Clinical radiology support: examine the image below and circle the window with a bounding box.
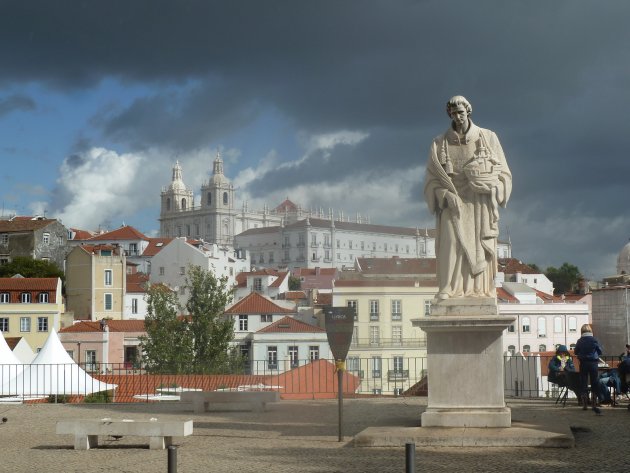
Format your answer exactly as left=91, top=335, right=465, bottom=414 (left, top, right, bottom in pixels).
left=85, top=350, right=97, bottom=371
left=347, top=300, right=358, bottom=320
left=521, top=316, right=530, bottom=333
left=66, top=350, right=74, bottom=360
left=568, top=317, right=577, bottom=332
left=181, top=198, right=187, bottom=210
left=391, top=300, right=402, bottom=320
left=371, top=356, right=382, bottom=378
left=131, top=298, right=138, bottom=314
left=384, top=243, right=388, bottom=252
left=207, top=192, right=212, bottom=205
left=20, top=317, right=31, bottom=332
left=289, top=346, right=299, bottom=367
left=259, top=254, right=264, bottom=263
left=369, top=300, right=379, bottom=321
left=104, top=293, right=113, bottom=311
left=372, top=388, right=382, bottom=395
left=393, top=356, right=404, bottom=373
left=253, top=278, right=263, bottom=292
left=392, top=326, right=402, bottom=345
left=347, top=357, right=361, bottom=375
left=0, top=318, right=8, bottom=331
left=336, top=239, right=340, bottom=249
left=37, top=317, right=48, bottom=332
left=522, top=345, right=531, bottom=353
left=361, top=241, right=365, bottom=250
left=309, top=345, right=319, bottom=361
left=508, top=324, right=515, bottom=333
left=104, top=269, right=112, bottom=286
left=554, top=316, right=563, bottom=333
left=349, top=240, right=353, bottom=249
left=223, top=192, right=228, bottom=205
left=370, top=326, right=380, bottom=345
left=537, top=317, right=546, bottom=338
left=21, top=292, right=31, bottom=303
left=179, top=266, right=185, bottom=276
left=0, top=234, right=7, bottom=244
left=261, top=314, right=272, bottom=323
left=43, top=232, right=50, bottom=244
left=267, top=346, right=278, bottom=370
left=159, top=266, right=165, bottom=276
left=239, top=315, right=248, bottom=331
left=424, top=300, right=431, bottom=316
left=166, top=198, right=171, bottom=211
left=539, top=344, right=547, bottom=352
left=507, top=345, right=516, bottom=356
left=0, top=293, right=9, bottom=303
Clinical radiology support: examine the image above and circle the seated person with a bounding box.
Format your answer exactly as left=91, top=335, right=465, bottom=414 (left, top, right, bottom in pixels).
left=617, top=344, right=630, bottom=394
left=548, top=345, right=576, bottom=386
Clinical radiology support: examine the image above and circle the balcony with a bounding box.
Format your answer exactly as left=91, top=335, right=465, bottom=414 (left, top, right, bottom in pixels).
left=310, top=241, right=320, bottom=248
left=388, top=370, right=409, bottom=382
left=391, top=313, right=402, bottom=321
left=323, top=243, right=332, bottom=249
left=369, top=312, right=379, bottom=321
left=348, top=369, right=365, bottom=379
left=311, top=256, right=321, bottom=262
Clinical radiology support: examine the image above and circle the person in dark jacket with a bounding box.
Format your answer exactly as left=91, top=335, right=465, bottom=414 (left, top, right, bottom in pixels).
left=548, top=345, right=576, bottom=385
left=574, top=324, right=603, bottom=415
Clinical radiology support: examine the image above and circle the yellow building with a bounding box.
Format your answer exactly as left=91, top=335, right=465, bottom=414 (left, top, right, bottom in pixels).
left=0, top=277, right=69, bottom=351
left=332, top=278, right=437, bottom=395
left=65, top=244, right=126, bottom=320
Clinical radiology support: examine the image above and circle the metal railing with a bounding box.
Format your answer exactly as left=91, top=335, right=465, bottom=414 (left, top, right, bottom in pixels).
left=1, top=355, right=622, bottom=403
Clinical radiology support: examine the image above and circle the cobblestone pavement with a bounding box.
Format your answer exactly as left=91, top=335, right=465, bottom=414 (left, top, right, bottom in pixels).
left=0, top=397, right=626, bottom=473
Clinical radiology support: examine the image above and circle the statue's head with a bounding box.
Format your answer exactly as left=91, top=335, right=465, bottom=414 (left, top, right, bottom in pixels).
left=446, top=95, right=472, bottom=118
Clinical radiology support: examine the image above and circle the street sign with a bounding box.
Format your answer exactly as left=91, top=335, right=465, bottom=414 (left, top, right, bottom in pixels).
left=324, top=306, right=355, bottom=361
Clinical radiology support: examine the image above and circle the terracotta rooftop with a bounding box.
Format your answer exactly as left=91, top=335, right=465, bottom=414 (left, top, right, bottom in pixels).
left=315, top=293, right=332, bottom=306
left=70, top=228, right=96, bottom=240
left=75, top=244, right=122, bottom=255
left=269, top=272, right=289, bottom=288
left=0, top=218, right=58, bottom=232
left=274, top=198, right=299, bottom=213
left=88, top=225, right=148, bottom=241
left=225, top=292, right=295, bottom=315
left=0, top=277, right=59, bottom=291
left=284, top=291, right=308, bottom=300
left=127, top=272, right=149, bottom=293
left=236, top=270, right=287, bottom=288
left=498, top=258, right=540, bottom=275
left=496, top=287, right=518, bottom=302
left=4, top=337, right=21, bottom=350
left=59, top=320, right=147, bottom=333
left=256, top=316, right=324, bottom=334
left=334, top=279, right=437, bottom=288
left=293, top=267, right=338, bottom=276
left=355, top=257, right=436, bottom=275
left=142, top=238, right=173, bottom=256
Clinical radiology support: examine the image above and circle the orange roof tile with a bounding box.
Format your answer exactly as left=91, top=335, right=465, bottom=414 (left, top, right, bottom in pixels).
left=269, top=272, right=289, bottom=288
left=498, top=258, right=539, bottom=275
left=284, top=291, right=307, bottom=300
left=88, top=225, right=148, bottom=241
left=0, top=277, right=59, bottom=291
left=225, top=292, right=295, bottom=315
left=496, top=287, right=518, bottom=302
left=60, top=320, right=147, bottom=333
left=70, top=228, right=96, bottom=240
left=0, top=218, right=58, bottom=232
left=315, top=293, right=332, bottom=306
left=142, top=238, right=173, bottom=256
left=127, top=272, right=149, bottom=293
left=4, top=337, right=21, bottom=350
left=257, top=316, right=324, bottom=334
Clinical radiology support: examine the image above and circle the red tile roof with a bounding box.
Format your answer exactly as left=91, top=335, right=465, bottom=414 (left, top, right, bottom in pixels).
left=257, top=316, right=324, bottom=334
left=142, top=238, right=173, bottom=256
left=0, top=277, right=59, bottom=291
left=315, top=293, right=332, bottom=306
left=284, top=291, right=307, bottom=300
left=225, top=292, right=295, bottom=315
left=0, top=218, right=58, bottom=232
left=274, top=199, right=299, bottom=213
left=269, top=272, right=289, bottom=288
left=126, top=272, right=149, bottom=293
left=498, top=258, right=539, bottom=275
left=88, top=225, right=148, bottom=241
left=355, top=257, right=436, bottom=275
left=70, top=228, right=96, bottom=240
left=4, top=337, right=21, bottom=349
left=496, top=287, right=518, bottom=302
left=60, top=320, right=147, bottom=333
left=334, top=279, right=437, bottom=287
left=75, top=244, right=122, bottom=255
left=293, top=268, right=338, bottom=276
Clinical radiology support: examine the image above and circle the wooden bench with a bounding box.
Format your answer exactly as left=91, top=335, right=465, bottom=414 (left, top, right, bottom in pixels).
left=56, top=419, right=193, bottom=450
left=180, top=391, right=280, bottom=413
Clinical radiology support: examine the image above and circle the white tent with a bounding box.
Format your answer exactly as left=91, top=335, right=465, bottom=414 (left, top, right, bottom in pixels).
left=4, top=329, right=117, bottom=397
left=0, top=331, right=24, bottom=395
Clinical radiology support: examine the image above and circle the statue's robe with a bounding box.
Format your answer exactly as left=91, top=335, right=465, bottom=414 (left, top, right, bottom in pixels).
left=424, top=121, right=512, bottom=299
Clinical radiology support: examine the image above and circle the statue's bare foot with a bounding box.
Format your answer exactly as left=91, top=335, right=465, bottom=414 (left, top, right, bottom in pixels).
left=437, top=292, right=449, bottom=300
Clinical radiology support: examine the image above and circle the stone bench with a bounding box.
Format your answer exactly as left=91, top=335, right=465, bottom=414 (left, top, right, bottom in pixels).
left=180, top=390, right=280, bottom=413
left=56, top=419, right=193, bottom=450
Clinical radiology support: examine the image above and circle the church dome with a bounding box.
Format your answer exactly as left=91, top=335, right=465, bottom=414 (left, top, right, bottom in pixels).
left=617, top=240, right=630, bottom=275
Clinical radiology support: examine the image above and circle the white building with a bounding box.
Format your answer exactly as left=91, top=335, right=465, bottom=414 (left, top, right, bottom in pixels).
left=497, top=258, right=554, bottom=295
left=149, top=237, right=250, bottom=307
left=123, top=272, right=149, bottom=320
left=499, top=282, right=590, bottom=355
left=234, top=269, right=290, bottom=302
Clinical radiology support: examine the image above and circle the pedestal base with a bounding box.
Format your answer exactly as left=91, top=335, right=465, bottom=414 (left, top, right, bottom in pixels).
left=413, top=302, right=515, bottom=429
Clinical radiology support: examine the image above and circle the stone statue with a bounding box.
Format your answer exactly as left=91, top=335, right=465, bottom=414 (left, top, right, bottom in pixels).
left=424, top=96, right=512, bottom=300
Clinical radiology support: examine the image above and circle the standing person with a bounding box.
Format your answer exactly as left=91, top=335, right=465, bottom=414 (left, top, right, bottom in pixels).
left=424, top=96, right=512, bottom=300
left=574, top=324, right=603, bottom=415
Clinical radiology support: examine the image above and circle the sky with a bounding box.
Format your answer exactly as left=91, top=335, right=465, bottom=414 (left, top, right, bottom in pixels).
left=0, top=0, right=628, bottom=281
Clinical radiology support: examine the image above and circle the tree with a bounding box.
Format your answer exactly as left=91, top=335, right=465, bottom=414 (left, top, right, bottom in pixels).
left=140, top=284, right=193, bottom=373
left=140, top=265, right=239, bottom=374
left=288, top=275, right=301, bottom=291
left=0, top=256, right=64, bottom=280
left=545, top=263, right=582, bottom=295
left=185, top=265, right=236, bottom=373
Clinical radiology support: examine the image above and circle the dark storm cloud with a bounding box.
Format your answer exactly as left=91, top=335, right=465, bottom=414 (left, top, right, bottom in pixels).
left=0, top=94, right=35, bottom=117
left=1, top=0, right=629, bottom=275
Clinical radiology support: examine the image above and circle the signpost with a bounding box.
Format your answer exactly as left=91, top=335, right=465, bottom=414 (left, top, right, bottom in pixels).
left=324, top=306, right=355, bottom=442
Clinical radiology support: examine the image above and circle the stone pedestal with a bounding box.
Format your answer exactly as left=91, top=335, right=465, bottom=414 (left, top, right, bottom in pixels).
left=413, top=298, right=515, bottom=428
